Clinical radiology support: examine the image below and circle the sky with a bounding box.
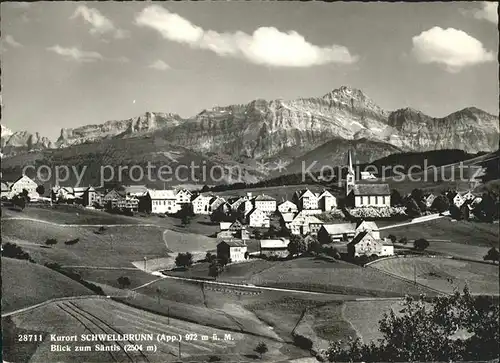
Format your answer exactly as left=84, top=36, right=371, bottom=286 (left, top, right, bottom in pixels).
left=1, top=1, right=498, bottom=140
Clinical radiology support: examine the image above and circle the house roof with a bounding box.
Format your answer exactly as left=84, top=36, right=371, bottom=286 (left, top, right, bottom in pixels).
left=220, top=222, right=232, bottom=230
left=351, top=184, right=390, bottom=196
left=125, top=185, right=148, bottom=196
left=348, top=231, right=373, bottom=246
left=318, top=190, right=335, bottom=199
left=229, top=220, right=244, bottom=230
left=255, top=194, right=276, bottom=201
left=356, top=221, right=379, bottom=231
left=260, top=238, right=290, bottom=249
left=278, top=200, right=297, bottom=207
left=148, top=189, right=176, bottom=199
left=280, top=212, right=296, bottom=222
left=218, top=240, right=247, bottom=247
left=321, top=223, right=357, bottom=235
left=12, top=175, right=37, bottom=186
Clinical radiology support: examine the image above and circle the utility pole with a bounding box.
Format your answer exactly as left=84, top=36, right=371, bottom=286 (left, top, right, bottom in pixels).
left=144, top=256, right=147, bottom=271
left=178, top=340, right=181, bottom=359
left=414, top=264, right=416, bottom=285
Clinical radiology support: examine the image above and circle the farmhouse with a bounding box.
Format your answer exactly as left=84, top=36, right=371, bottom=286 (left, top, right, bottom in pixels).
left=355, top=220, right=380, bottom=239
left=247, top=208, right=270, bottom=228
left=1, top=182, right=11, bottom=199
left=318, top=223, right=357, bottom=243
left=347, top=231, right=394, bottom=258
left=293, top=189, right=319, bottom=210
left=191, top=194, right=213, bottom=214
left=259, top=238, right=290, bottom=258
left=289, top=211, right=324, bottom=235
left=9, top=175, right=38, bottom=199
left=253, top=194, right=277, bottom=214
left=447, top=191, right=465, bottom=208
left=102, top=189, right=124, bottom=209
left=147, top=189, right=179, bottom=214
left=175, top=188, right=193, bottom=205
left=208, top=196, right=226, bottom=214
left=277, top=200, right=298, bottom=213
left=217, top=240, right=248, bottom=263
left=318, top=190, right=337, bottom=211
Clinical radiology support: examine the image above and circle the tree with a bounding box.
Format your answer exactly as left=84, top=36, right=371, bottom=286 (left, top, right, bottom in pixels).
left=483, top=247, right=500, bottom=262
left=208, top=260, right=223, bottom=278
left=326, top=287, right=499, bottom=362
left=178, top=203, right=194, bottom=226
left=307, top=238, right=321, bottom=255
left=390, top=189, right=403, bottom=206
left=449, top=205, right=462, bottom=220
left=36, top=184, right=45, bottom=196
left=117, top=276, right=131, bottom=288
left=45, top=238, right=58, bottom=245
left=205, top=252, right=216, bottom=263
left=414, top=238, right=429, bottom=251
left=12, top=194, right=26, bottom=210
left=287, top=235, right=307, bottom=257
left=254, top=342, right=268, bottom=359
left=411, top=188, right=424, bottom=203
left=399, top=237, right=408, bottom=245
left=403, top=197, right=421, bottom=217
left=431, top=195, right=450, bottom=213
left=387, top=234, right=397, bottom=243
left=175, top=252, right=194, bottom=269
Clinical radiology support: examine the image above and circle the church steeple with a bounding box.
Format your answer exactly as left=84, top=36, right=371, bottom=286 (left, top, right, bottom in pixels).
left=346, top=149, right=355, bottom=195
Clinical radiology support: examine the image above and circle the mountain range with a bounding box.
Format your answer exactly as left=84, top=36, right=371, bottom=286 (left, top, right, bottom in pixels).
left=1, top=86, right=498, bottom=185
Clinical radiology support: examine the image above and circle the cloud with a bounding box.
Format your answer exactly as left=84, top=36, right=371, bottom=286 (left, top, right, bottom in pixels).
left=47, top=45, right=104, bottom=62
left=461, top=2, right=498, bottom=24
left=149, top=60, right=171, bottom=71
left=135, top=5, right=358, bottom=67
left=411, top=27, right=495, bottom=72
left=4, top=35, right=23, bottom=48
left=71, top=5, right=129, bottom=39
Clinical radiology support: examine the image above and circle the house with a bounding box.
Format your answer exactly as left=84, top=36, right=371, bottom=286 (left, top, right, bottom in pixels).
left=253, top=194, right=277, bottom=214
left=1, top=182, right=12, bottom=199
left=147, top=189, right=179, bottom=214
left=347, top=231, right=394, bottom=258
left=102, top=189, right=125, bottom=210
left=447, top=191, right=465, bottom=208
left=360, top=171, right=377, bottom=180
left=116, top=196, right=139, bottom=212
left=344, top=150, right=391, bottom=207
left=289, top=211, right=324, bottom=235
left=229, top=196, right=247, bottom=211
left=219, top=220, right=249, bottom=240
left=381, top=240, right=395, bottom=257
left=77, top=186, right=98, bottom=207
left=461, top=191, right=476, bottom=202
left=175, top=188, right=193, bottom=205
left=424, top=193, right=437, bottom=208
left=247, top=208, right=270, bottom=228
left=277, top=200, right=298, bottom=214
left=209, top=196, right=227, bottom=214
left=9, top=175, right=38, bottom=199
left=317, top=223, right=357, bottom=243
left=355, top=220, right=380, bottom=239
left=293, top=189, right=319, bottom=210
left=213, top=201, right=231, bottom=215
left=191, top=194, right=213, bottom=214
left=237, top=199, right=254, bottom=217
left=259, top=238, right=290, bottom=258
left=318, top=190, right=337, bottom=212
left=216, top=240, right=248, bottom=263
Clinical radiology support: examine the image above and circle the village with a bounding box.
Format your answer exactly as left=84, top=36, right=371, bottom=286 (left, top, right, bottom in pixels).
left=1, top=151, right=494, bottom=270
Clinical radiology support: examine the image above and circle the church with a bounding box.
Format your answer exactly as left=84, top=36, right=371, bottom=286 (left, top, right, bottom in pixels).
left=344, top=150, right=391, bottom=208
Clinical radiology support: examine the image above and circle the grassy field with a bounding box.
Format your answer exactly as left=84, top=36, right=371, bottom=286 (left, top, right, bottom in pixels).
left=369, top=256, right=499, bottom=295
left=217, top=257, right=438, bottom=297
left=381, top=218, right=499, bottom=248
left=3, top=297, right=295, bottom=363
left=1, top=219, right=169, bottom=267
left=1, top=257, right=93, bottom=313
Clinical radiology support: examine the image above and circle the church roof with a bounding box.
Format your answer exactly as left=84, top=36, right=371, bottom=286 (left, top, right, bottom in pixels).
left=351, top=184, right=390, bottom=196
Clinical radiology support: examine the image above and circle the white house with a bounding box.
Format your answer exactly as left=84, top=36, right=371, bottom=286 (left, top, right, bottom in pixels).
left=148, top=189, right=179, bottom=214
left=217, top=240, right=248, bottom=263
left=192, top=194, right=213, bottom=214
left=461, top=191, right=476, bottom=202
left=293, top=189, right=319, bottom=210
left=176, top=188, right=193, bottom=205
left=317, top=223, right=357, bottom=243
left=355, top=220, right=380, bottom=239
left=209, top=196, right=226, bottom=214
left=253, top=194, right=277, bottom=214
left=9, top=175, right=38, bottom=199
left=448, top=191, right=465, bottom=208
left=277, top=200, right=298, bottom=214
left=425, top=193, right=437, bottom=208
left=318, top=190, right=337, bottom=212
left=259, top=238, right=290, bottom=258
left=247, top=208, right=270, bottom=228
left=347, top=231, right=394, bottom=258
left=289, top=211, right=324, bottom=235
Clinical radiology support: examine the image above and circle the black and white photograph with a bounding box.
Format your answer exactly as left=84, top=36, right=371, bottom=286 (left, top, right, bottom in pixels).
left=1, top=1, right=499, bottom=362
